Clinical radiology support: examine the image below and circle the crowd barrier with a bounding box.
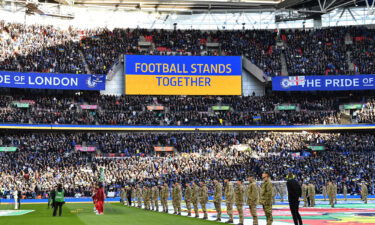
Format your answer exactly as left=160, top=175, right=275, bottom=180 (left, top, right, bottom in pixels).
left=1, top=124, right=375, bottom=131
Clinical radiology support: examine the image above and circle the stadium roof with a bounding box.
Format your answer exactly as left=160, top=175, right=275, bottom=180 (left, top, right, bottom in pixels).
left=6, top=0, right=371, bottom=14
left=44, top=0, right=369, bottom=12
left=69, top=0, right=374, bottom=23
left=3, top=0, right=373, bottom=24
left=52, top=0, right=283, bottom=12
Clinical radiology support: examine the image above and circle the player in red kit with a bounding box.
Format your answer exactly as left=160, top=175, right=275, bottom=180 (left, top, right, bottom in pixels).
left=94, top=183, right=105, bottom=215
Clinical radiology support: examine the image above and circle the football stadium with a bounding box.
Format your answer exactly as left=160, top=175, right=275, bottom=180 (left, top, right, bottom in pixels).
left=0, top=0, right=375, bottom=225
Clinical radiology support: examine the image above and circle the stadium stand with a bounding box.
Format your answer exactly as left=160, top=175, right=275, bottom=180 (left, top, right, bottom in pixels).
left=0, top=13, right=374, bottom=204
left=0, top=0, right=375, bottom=224
left=0, top=131, right=373, bottom=198
left=2, top=20, right=375, bottom=77
left=2, top=91, right=375, bottom=125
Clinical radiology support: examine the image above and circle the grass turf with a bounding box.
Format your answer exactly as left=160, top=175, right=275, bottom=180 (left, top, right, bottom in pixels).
left=0, top=203, right=221, bottom=225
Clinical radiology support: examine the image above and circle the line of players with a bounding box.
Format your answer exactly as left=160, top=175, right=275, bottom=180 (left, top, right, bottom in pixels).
left=120, top=175, right=370, bottom=225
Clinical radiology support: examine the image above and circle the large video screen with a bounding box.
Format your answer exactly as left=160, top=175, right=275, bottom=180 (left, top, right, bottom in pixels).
left=124, top=55, right=242, bottom=95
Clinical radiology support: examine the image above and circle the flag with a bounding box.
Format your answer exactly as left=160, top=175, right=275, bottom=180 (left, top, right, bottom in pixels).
left=288, top=76, right=305, bottom=86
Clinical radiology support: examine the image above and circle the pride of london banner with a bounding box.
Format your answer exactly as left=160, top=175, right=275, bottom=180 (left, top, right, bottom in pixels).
left=273, top=75, right=375, bottom=91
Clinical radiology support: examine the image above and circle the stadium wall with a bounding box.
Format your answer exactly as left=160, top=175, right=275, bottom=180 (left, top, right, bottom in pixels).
left=242, top=68, right=265, bottom=96
left=100, top=59, right=124, bottom=96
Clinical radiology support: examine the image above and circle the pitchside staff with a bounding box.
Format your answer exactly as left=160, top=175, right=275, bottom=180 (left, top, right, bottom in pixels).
left=13, top=189, right=21, bottom=210
left=127, top=186, right=132, bottom=206
left=50, top=184, right=65, bottom=217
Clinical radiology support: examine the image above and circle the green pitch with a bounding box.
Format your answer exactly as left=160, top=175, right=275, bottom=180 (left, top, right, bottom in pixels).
left=0, top=203, right=219, bottom=225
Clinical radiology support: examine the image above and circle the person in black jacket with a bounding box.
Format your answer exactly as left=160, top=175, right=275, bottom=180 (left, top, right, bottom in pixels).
left=286, top=173, right=303, bottom=225
left=127, top=186, right=132, bottom=206
left=17, top=190, right=22, bottom=209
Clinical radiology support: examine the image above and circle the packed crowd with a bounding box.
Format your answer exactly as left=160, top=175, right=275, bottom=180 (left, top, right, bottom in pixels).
left=277, top=26, right=375, bottom=76
left=357, top=97, right=375, bottom=123
left=281, top=27, right=349, bottom=76
left=0, top=21, right=85, bottom=74
left=0, top=91, right=367, bottom=125
left=2, top=20, right=375, bottom=76
left=0, top=21, right=280, bottom=76
left=0, top=131, right=373, bottom=198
